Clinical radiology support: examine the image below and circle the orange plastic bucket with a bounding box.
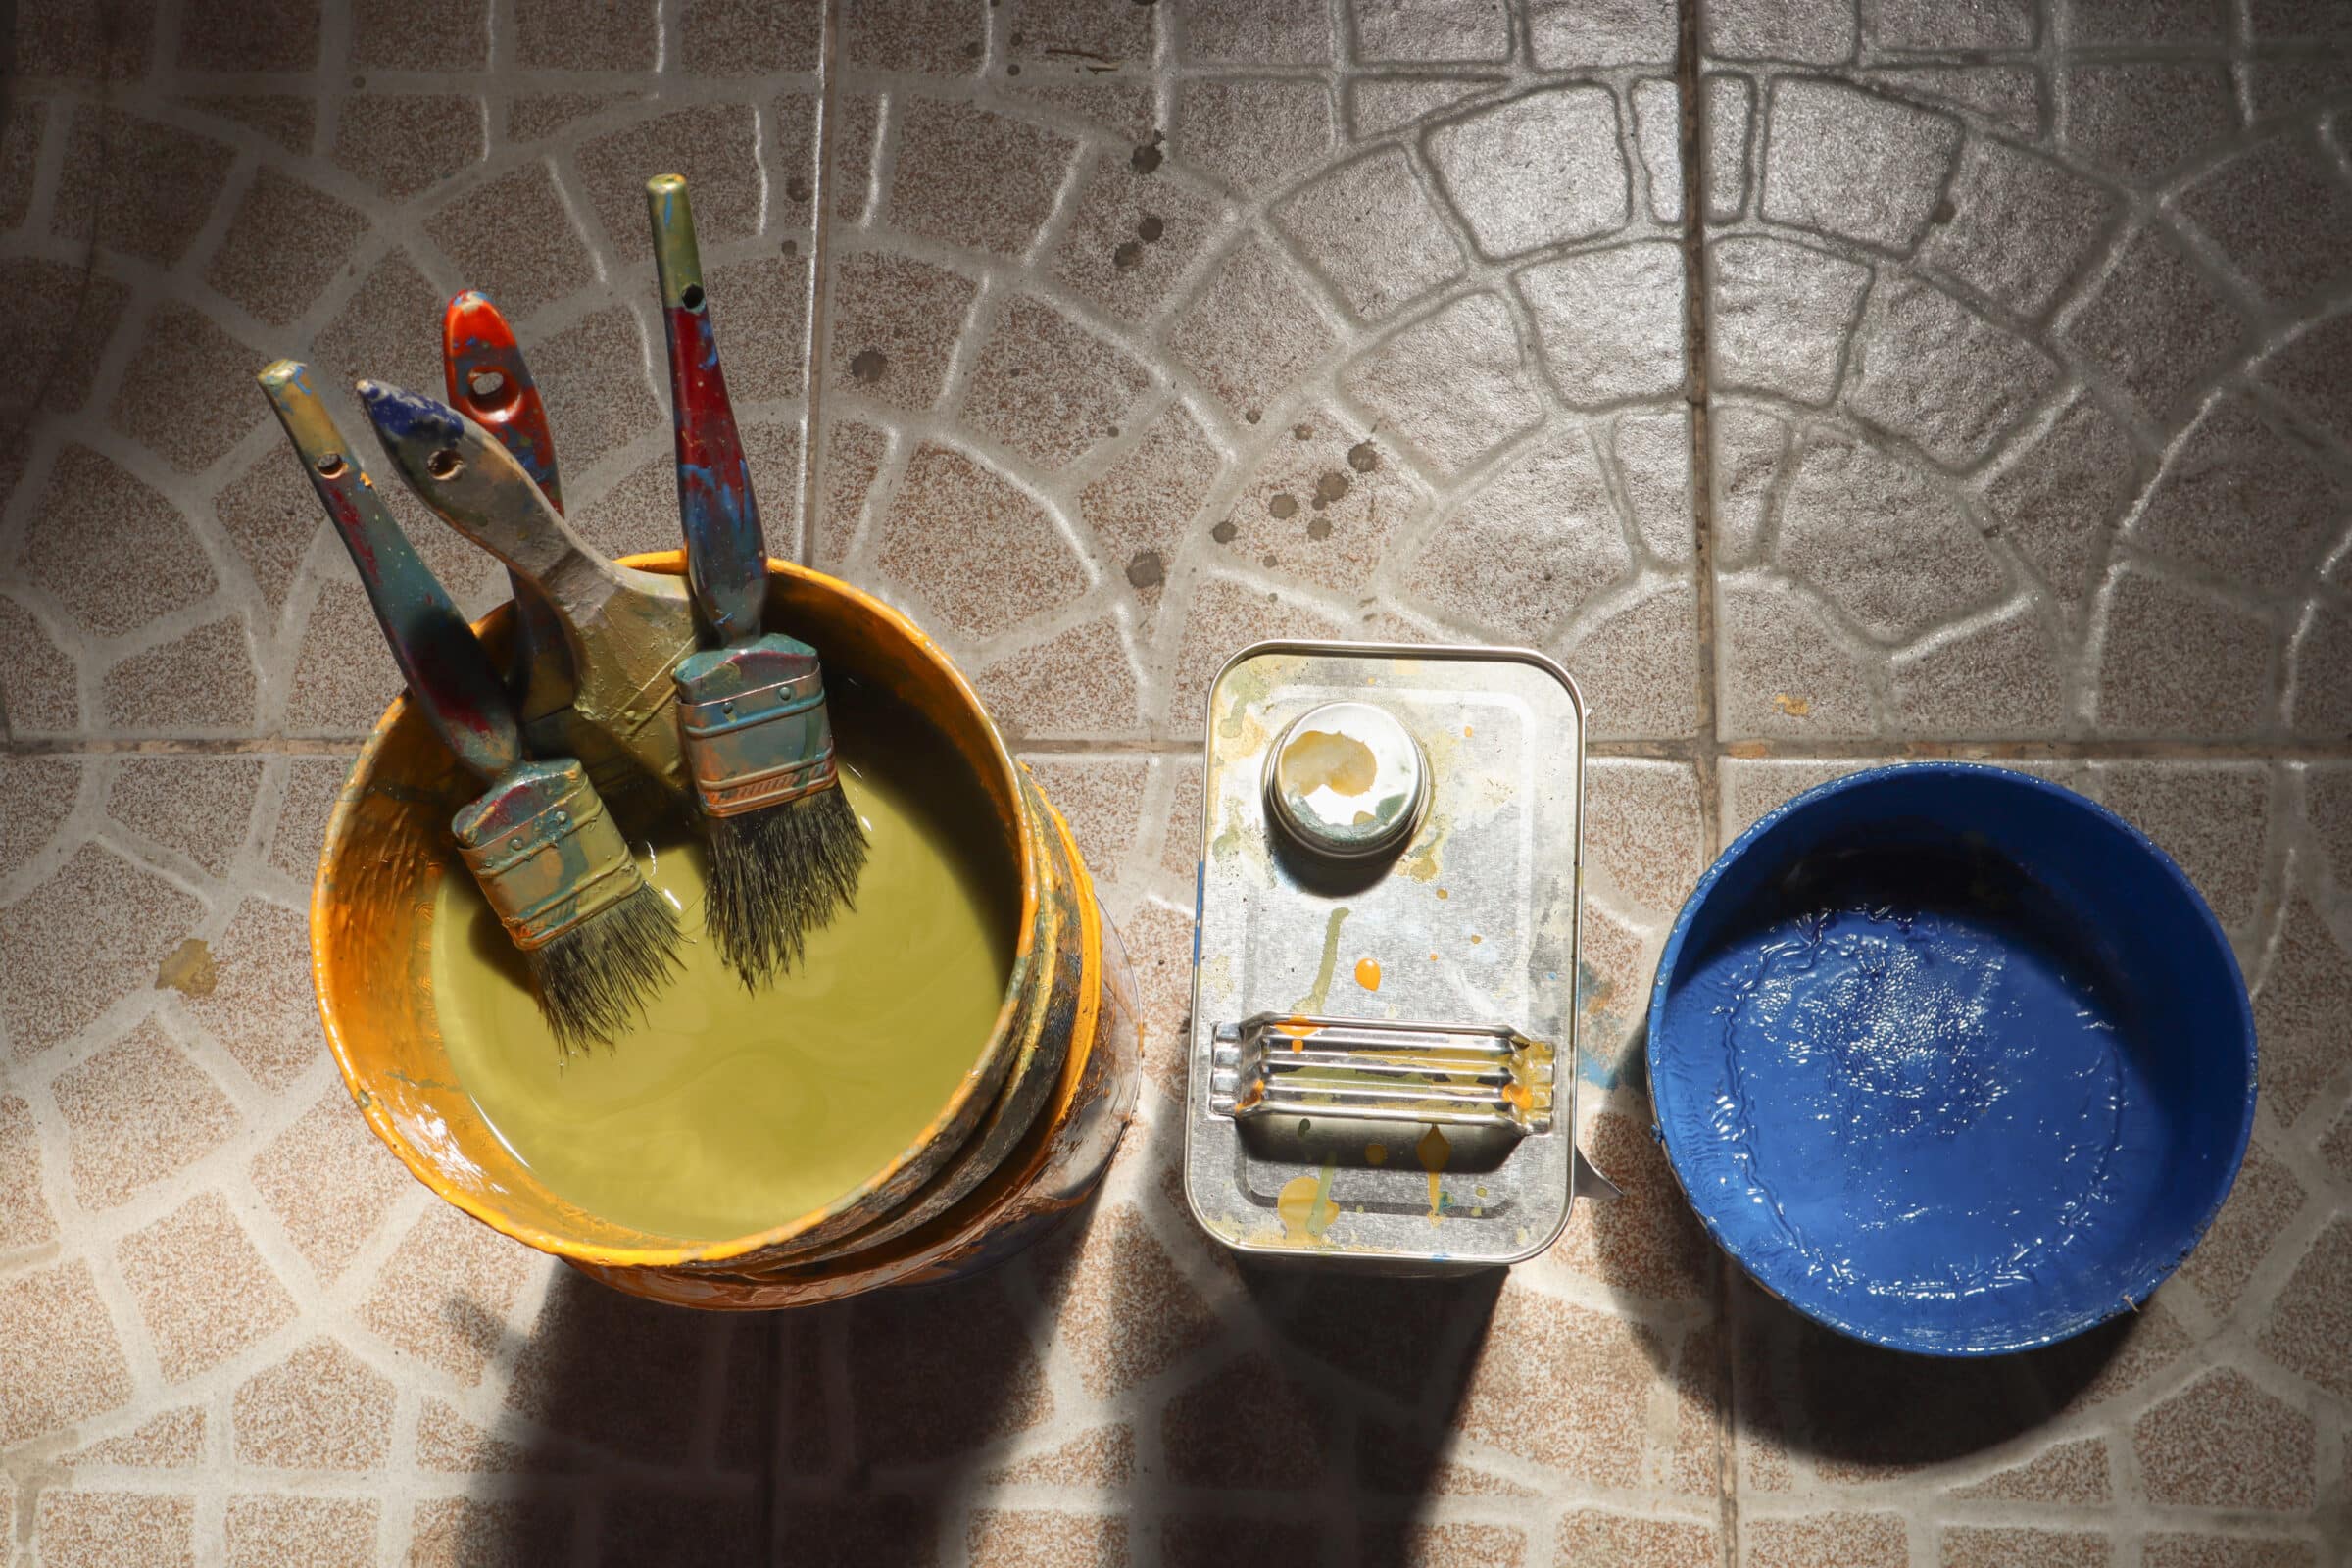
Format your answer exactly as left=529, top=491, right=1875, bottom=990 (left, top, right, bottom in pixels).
left=311, top=553, right=1138, bottom=1307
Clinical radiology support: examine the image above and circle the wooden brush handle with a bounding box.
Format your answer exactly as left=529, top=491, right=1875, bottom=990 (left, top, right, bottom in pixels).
left=442, top=290, right=564, bottom=511
left=357, top=380, right=592, bottom=593
left=358, top=378, right=700, bottom=798
left=441, top=289, right=575, bottom=724
left=647, top=173, right=768, bottom=649
left=256, top=361, right=521, bottom=785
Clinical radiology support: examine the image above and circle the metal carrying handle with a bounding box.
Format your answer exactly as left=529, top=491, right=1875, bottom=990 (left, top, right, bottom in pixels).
left=1208, top=1013, right=1556, bottom=1136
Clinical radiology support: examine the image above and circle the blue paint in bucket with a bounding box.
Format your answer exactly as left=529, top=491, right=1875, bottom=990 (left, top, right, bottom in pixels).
left=1647, top=764, right=2255, bottom=1356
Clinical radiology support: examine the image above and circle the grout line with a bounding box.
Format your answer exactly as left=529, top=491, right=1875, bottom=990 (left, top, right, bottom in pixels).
left=1676, top=0, right=1722, bottom=860
left=1708, top=737, right=2352, bottom=761
left=769, top=8, right=842, bottom=1558
left=0, top=737, right=371, bottom=757
left=1715, top=1255, right=1741, bottom=1568
left=1674, top=0, right=1737, bottom=1559
left=795, top=0, right=844, bottom=570
left=759, top=1311, right=785, bottom=1568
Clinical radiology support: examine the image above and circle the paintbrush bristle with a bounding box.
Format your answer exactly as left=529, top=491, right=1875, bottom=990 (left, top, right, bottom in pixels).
left=706, top=783, right=868, bottom=988
left=526, top=880, right=685, bottom=1053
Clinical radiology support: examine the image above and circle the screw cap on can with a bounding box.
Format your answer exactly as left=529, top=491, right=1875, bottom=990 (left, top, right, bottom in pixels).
left=1265, top=699, right=1427, bottom=860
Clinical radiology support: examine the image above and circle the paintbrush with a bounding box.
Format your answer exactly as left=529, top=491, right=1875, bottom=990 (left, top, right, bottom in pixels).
left=356, top=380, right=702, bottom=805
left=647, top=172, right=866, bottom=987
left=440, top=294, right=573, bottom=726
left=440, top=291, right=654, bottom=823
left=256, top=361, right=681, bottom=1052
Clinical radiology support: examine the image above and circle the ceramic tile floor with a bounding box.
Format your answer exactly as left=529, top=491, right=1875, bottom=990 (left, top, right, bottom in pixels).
left=0, top=0, right=2347, bottom=1563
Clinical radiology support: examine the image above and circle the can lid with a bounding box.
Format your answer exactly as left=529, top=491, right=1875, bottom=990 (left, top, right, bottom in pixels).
left=1265, top=700, right=1427, bottom=860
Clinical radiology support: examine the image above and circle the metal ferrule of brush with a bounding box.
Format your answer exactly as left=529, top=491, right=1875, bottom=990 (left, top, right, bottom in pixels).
left=674, top=637, right=840, bottom=820
left=451, top=759, right=644, bottom=951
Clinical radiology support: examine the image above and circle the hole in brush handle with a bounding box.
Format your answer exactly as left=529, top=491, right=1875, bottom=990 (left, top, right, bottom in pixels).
left=465, top=368, right=519, bottom=412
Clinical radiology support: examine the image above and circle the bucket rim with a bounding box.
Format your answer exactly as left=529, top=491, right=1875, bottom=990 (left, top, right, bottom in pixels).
left=311, top=551, right=1051, bottom=1272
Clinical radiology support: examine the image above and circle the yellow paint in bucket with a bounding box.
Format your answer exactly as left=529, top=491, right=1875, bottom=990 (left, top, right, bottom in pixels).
left=433, top=702, right=1014, bottom=1242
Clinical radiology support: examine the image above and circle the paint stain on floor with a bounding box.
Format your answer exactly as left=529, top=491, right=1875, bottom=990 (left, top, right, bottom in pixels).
left=155, top=937, right=217, bottom=997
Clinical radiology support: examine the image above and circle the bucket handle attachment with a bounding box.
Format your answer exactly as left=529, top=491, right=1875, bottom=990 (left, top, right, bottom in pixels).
left=1208, top=1013, right=1556, bottom=1136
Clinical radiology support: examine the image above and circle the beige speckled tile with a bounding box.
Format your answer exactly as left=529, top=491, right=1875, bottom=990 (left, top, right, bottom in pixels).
left=231, top=1338, right=396, bottom=1471
left=4, top=2, right=2350, bottom=1564
left=357, top=1205, right=541, bottom=1388
left=1703, top=2, right=2352, bottom=751
left=0, top=1261, right=134, bottom=1446
left=1030, top=1201, right=1220, bottom=1401
left=62, top=1404, right=206, bottom=1470
left=117, top=1191, right=298, bottom=1384
left=0, top=12, right=823, bottom=750
left=809, top=8, right=1698, bottom=747
left=52, top=1019, right=242, bottom=1210
left=36, top=1490, right=197, bottom=1568
left=225, top=1495, right=381, bottom=1568
left=407, top=1497, right=569, bottom=1568
left=1, top=840, right=206, bottom=1064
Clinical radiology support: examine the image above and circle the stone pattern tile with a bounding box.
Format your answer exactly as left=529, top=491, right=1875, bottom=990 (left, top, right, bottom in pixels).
left=1690, top=18, right=2352, bottom=1553
left=6, top=1, right=2350, bottom=1565
left=0, top=0, right=821, bottom=744
left=3, top=0, right=826, bottom=1551
left=809, top=0, right=1702, bottom=745
left=1702, top=1, right=2352, bottom=744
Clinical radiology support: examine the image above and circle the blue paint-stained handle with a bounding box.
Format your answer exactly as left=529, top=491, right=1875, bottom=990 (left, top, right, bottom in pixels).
left=356, top=380, right=581, bottom=591
left=647, top=173, right=767, bottom=648
left=256, top=361, right=520, bottom=784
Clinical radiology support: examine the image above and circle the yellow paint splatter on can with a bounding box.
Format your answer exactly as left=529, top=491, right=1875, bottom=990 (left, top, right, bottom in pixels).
left=1277, top=1165, right=1340, bottom=1242
left=1416, top=1124, right=1449, bottom=1224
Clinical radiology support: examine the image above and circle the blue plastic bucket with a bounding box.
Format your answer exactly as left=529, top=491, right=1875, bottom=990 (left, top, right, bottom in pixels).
left=1647, top=763, right=2256, bottom=1355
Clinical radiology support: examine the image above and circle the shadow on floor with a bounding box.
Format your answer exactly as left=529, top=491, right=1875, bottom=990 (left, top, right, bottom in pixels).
left=439, top=1073, right=2163, bottom=1564
left=472, top=1265, right=777, bottom=1563
left=749, top=1170, right=1509, bottom=1567
left=1725, top=1269, right=2146, bottom=1475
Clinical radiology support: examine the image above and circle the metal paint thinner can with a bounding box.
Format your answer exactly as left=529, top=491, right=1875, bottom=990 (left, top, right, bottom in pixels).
left=1183, top=640, right=1608, bottom=1270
